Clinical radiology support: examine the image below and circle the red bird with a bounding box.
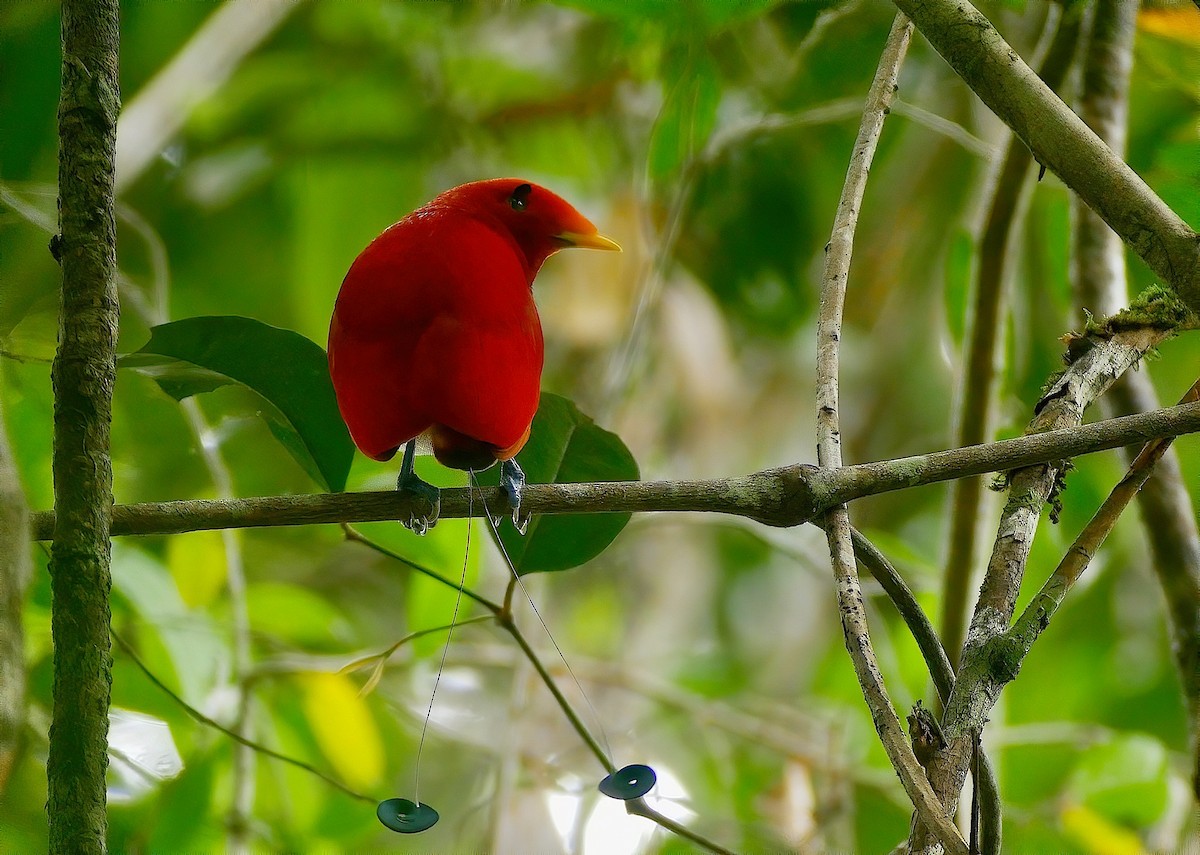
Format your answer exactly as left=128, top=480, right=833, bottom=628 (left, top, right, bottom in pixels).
left=328, top=179, right=619, bottom=531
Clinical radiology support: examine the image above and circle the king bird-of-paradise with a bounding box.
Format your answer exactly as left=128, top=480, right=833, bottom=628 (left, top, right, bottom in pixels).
left=328, top=179, right=620, bottom=531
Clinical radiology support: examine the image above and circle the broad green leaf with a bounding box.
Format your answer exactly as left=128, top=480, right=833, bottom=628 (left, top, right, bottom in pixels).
left=478, top=393, right=639, bottom=574
left=297, top=671, right=384, bottom=790
left=121, top=316, right=354, bottom=492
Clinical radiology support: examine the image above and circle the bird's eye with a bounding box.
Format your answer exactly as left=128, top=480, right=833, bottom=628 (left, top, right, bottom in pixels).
left=509, top=183, right=532, bottom=211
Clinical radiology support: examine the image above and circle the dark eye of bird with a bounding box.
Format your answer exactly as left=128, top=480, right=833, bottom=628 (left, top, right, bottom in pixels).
left=509, top=183, right=532, bottom=211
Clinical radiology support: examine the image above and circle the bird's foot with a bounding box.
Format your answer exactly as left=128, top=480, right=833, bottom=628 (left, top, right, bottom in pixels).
left=499, top=459, right=530, bottom=534
left=397, top=470, right=440, bottom=535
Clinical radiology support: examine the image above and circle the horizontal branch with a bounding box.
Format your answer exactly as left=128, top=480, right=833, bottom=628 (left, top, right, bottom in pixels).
left=27, top=400, right=1200, bottom=540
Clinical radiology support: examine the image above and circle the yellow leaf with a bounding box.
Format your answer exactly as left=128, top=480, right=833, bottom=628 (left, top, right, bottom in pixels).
left=1060, top=803, right=1146, bottom=855
left=297, top=671, right=384, bottom=791
left=1139, top=8, right=1200, bottom=44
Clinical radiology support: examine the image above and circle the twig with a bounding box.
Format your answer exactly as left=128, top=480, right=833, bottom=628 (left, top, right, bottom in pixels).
left=917, top=324, right=1175, bottom=849
left=940, top=5, right=1083, bottom=671
left=813, top=13, right=965, bottom=855
left=848, top=528, right=1001, bottom=855
left=496, top=614, right=613, bottom=775
left=1071, top=0, right=1135, bottom=316
left=891, top=0, right=1200, bottom=311
left=112, top=172, right=262, bottom=847
left=341, top=617, right=496, bottom=697
left=625, top=797, right=739, bottom=855
left=1073, top=0, right=1200, bottom=799
left=27, top=399, right=1200, bottom=540
left=341, top=524, right=501, bottom=613
left=701, top=97, right=996, bottom=168
left=0, top=349, right=53, bottom=365
left=347, top=525, right=738, bottom=855
left=1006, top=378, right=1200, bottom=678
left=111, top=629, right=374, bottom=804
left=179, top=404, right=256, bottom=849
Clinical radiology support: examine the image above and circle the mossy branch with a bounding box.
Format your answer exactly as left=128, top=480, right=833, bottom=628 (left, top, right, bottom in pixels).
left=47, top=1, right=121, bottom=852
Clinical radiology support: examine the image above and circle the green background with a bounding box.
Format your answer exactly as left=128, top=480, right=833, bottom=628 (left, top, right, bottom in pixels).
left=2, top=0, right=1199, bottom=851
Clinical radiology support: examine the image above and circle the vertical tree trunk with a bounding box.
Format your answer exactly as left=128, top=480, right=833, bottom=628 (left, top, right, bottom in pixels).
left=47, top=1, right=121, bottom=851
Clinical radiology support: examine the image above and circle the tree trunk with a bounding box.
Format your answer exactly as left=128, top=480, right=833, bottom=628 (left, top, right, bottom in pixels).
left=47, top=0, right=121, bottom=851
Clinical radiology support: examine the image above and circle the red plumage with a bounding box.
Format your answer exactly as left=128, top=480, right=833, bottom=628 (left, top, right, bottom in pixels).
left=329, top=179, right=617, bottom=472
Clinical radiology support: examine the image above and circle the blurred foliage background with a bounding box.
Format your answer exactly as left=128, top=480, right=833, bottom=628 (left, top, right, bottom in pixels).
left=3, top=0, right=1200, bottom=852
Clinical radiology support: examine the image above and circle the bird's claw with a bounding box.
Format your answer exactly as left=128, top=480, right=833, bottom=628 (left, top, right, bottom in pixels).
left=499, top=459, right=530, bottom=533
left=405, top=513, right=431, bottom=536
left=397, top=471, right=440, bottom=535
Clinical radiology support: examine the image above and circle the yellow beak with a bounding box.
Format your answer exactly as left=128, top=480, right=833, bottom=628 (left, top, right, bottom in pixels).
left=556, top=231, right=622, bottom=252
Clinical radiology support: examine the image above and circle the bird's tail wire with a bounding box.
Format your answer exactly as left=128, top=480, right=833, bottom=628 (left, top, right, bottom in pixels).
left=411, top=476, right=472, bottom=806
left=469, top=470, right=614, bottom=765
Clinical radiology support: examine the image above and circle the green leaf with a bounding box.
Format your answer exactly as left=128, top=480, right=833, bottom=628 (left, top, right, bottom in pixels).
left=121, top=316, right=354, bottom=492
left=478, top=393, right=639, bottom=574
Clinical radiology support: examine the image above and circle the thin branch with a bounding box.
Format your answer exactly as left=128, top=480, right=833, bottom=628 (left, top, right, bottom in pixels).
left=47, top=2, right=121, bottom=851
left=1071, top=0, right=1136, bottom=316
left=918, top=324, right=1173, bottom=849
left=625, top=798, right=738, bottom=855
left=347, top=526, right=737, bottom=855
left=890, top=100, right=996, bottom=159
left=850, top=529, right=955, bottom=703
left=701, top=97, right=996, bottom=168
left=890, top=0, right=1200, bottom=311
left=848, top=529, right=1001, bottom=855
left=115, top=176, right=263, bottom=847
left=813, top=13, right=966, bottom=855
left=341, top=524, right=502, bottom=613
left=1073, top=0, right=1200, bottom=799
left=941, top=5, right=1083, bottom=671
left=25, top=394, right=1200, bottom=545
left=495, top=614, right=613, bottom=775
left=500, top=616, right=738, bottom=855
left=111, top=630, right=374, bottom=804
left=1005, top=377, right=1200, bottom=675
left=340, top=617, right=496, bottom=698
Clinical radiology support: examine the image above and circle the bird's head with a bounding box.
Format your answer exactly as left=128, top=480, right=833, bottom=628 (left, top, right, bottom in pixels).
left=436, top=178, right=620, bottom=275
